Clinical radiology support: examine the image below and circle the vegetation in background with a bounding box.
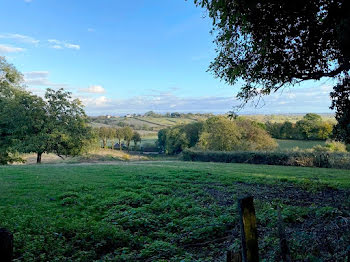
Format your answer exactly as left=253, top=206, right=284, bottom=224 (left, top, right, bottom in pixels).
left=183, top=149, right=350, bottom=169
left=265, top=113, right=333, bottom=140
left=158, top=116, right=277, bottom=154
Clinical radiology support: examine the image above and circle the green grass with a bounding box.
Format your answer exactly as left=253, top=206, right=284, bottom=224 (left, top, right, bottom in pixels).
left=1, top=162, right=349, bottom=261
left=276, top=139, right=326, bottom=151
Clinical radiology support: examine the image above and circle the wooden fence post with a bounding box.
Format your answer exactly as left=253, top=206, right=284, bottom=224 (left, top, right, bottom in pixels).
left=277, top=206, right=292, bottom=262
left=238, top=196, right=259, bottom=262
left=0, top=228, right=13, bottom=262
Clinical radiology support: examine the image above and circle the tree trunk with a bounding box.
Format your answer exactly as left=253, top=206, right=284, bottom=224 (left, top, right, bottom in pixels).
left=37, top=152, right=42, bottom=164
left=119, top=139, right=122, bottom=151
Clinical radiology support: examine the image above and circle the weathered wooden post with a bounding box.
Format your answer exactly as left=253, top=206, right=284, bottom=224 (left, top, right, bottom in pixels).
left=238, top=196, right=259, bottom=262
left=0, top=228, right=13, bottom=262
left=277, top=206, right=292, bottom=262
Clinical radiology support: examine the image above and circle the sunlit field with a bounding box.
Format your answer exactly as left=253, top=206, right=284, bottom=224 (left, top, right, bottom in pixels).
left=1, top=162, right=349, bottom=261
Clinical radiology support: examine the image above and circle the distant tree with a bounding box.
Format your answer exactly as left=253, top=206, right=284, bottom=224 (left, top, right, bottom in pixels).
left=99, top=127, right=109, bottom=148
left=157, top=129, right=167, bottom=152
left=115, top=128, right=125, bottom=151
left=144, top=111, right=162, bottom=117
left=280, top=121, right=294, bottom=139
left=318, top=122, right=334, bottom=140
left=107, top=127, right=116, bottom=149
left=123, top=126, right=134, bottom=150
left=132, top=131, right=141, bottom=148
left=198, top=117, right=242, bottom=151
left=303, top=113, right=322, bottom=123
left=295, top=113, right=323, bottom=140
left=170, top=112, right=181, bottom=118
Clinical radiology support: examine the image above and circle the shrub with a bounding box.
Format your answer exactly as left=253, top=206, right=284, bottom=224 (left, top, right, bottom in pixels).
left=312, top=140, right=347, bottom=153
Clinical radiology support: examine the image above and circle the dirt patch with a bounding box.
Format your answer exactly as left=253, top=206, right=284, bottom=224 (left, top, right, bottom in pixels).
left=201, top=182, right=350, bottom=261
left=204, top=181, right=350, bottom=209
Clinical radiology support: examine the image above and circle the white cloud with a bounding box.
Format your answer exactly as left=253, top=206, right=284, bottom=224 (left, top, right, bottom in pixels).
left=52, top=45, right=63, bottom=49
left=24, top=71, right=67, bottom=88
left=0, top=33, right=39, bottom=44
left=0, top=44, right=25, bottom=53
left=77, top=84, right=335, bottom=116
left=64, top=43, right=80, bottom=50
left=79, top=85, right=106, bottom=94
left=80, top=96, right=111, bottom=107
left=48, top=39, right=80, bottom=50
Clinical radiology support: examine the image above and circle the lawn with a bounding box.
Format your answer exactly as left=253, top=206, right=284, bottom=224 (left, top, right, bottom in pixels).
left=0, top=162, right=349, bottom=261
left=276, top=139, right=326, bottom=151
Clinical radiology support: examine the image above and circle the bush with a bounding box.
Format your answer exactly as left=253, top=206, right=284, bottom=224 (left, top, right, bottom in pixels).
left=312, top=140, right=348, bottom=153
left=182, top=149, right=350, bottom=169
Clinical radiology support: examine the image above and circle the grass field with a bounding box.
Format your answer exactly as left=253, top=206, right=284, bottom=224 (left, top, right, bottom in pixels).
left=1, top=161, right=349, bottom=261
left=276, top=139, right=326, bottom=151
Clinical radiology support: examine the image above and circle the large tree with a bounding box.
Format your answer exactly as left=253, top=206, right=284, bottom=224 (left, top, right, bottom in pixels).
left=194, top=0, right=350, bottom=140
left=0, top=57, right=93, bottom=164
left=0, top=57, right=26, bottom=164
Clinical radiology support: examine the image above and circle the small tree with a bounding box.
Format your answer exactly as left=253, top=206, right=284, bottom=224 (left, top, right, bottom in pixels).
left=115, top=128, right=125, bottom=151
left=108, top=127, right=116, bottom=149
left=132, top=131, right=141, bottom=149
left=99, top=127, right=109, bottom=148
left=123, top=126, right=134, bottom=151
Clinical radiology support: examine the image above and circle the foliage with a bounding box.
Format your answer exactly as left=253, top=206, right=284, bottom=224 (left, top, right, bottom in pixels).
left=115, top=128, right=125, bottom=151
left=194, top=0, right=350, bottom=100
left=183, top=149, right=350, bottom=169
left=132, top=131, right=141, bottom=148
left=0, top=162, right=349, bottom=261
left=98, top=127, right=115, bottom=148
left=0, top=58, right=93, bottom=164
left=159, top=117, right=276, bottom=154
left=20, top=88, right=93, bottom=163
left=123, top=126, right=134, bottom=150
left=0, top=57, right=25, bottom=163
left=312, top=140, right=348, bottom=153
left=331, top=77, right=350, bottom=144
left=159, top=121, right=204, bottom=154
left=266, top=113, right=334, bottom=140
left=194, top=0, right=350, bottom=142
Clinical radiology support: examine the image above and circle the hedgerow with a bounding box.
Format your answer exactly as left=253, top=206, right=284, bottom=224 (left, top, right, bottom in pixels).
left=183, top=149, right=350, bottom=169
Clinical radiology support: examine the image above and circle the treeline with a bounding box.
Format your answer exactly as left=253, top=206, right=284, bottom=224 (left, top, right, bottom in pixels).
left=143, top=111, right=214, bottom=118
left=95, top=126, right=141, bottom=150
left=265, top=113, right=334, bottom=140
left=0, top=57, right=93, bottom=164
left=158, top=116, right=277, bottom=155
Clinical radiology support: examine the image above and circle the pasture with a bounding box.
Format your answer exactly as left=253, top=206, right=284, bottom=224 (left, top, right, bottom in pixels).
left=276, top=139, right=326, bottom=151
left=1, top=161, right=349, bottom=261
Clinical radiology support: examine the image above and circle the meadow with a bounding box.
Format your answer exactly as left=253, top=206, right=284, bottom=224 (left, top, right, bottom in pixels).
left=276, top=139, right=326, bottom=151
left=1, top=161, right=349, bottom=261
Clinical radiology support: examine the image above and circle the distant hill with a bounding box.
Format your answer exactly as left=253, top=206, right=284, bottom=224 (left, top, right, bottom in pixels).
left=88, top=113, right=336, bottom=135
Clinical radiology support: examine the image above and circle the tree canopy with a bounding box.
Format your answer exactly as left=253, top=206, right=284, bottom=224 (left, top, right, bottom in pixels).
left=0, top=57, right=93, bottom=164
left=194, top=0, right=350, bottom=142
left=194, top=0, right=350, bottom=98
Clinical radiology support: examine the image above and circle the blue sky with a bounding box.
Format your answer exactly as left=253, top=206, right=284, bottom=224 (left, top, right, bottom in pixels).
left=0, top=0, right=335, bottom=115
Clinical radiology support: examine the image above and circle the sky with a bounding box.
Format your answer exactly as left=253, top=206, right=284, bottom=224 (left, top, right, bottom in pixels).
left=0, top=0, right=335, bottom=115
